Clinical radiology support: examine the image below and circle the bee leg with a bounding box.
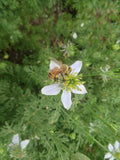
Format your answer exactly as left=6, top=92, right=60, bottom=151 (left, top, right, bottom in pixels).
left=61, top=73, right=65, bottom=82
left=54, top=77, right=58, bottom=82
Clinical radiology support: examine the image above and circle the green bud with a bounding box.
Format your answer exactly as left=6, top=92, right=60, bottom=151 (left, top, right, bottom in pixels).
left=45, top=60, right=49, bottom=64
left=112, top=44, right=120, bottom=50
left=70, top=132, right=76, bottom=140
left=0, top=148, right=4, bottom=154
left=4, top=53, right=9, bottom=59
left=0, top=62, right=7, bottom=69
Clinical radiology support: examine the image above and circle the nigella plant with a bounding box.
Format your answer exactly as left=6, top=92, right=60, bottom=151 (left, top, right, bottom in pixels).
left=41, top=58, right=87, bottom=110
left=8, top=134, right=29, bottom=158
left=100, top=64, right=110, bottom=82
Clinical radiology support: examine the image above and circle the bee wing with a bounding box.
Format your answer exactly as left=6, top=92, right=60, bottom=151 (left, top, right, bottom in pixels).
left=49, top=57, right=62, bottom=70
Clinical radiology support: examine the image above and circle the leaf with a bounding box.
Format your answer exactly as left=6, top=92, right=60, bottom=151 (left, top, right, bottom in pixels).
left=49, top=110, right=60, bottom=124
left=71, top=152, right=90, bottom=160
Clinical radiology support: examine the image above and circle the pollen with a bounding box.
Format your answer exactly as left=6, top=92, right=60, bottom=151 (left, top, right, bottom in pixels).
left=61, top=73, right=83, bottom=91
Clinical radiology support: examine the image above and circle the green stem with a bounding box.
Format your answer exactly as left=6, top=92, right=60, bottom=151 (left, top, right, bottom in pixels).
left=82, top=129, right=107, bottom=151
left=81, top=104, right=117, bottom=132
left=61, top=108, right=111, bottom=152
left=83, top=74, right=101, bottom=77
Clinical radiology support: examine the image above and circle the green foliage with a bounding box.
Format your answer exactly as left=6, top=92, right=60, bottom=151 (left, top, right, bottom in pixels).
left=71, top=152, right=90, bottom=160
left=0, top=0, right=120, bottom=160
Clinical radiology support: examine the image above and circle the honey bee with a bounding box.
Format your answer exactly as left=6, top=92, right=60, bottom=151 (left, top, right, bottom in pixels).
left=49, top=57, right=72, bottom=81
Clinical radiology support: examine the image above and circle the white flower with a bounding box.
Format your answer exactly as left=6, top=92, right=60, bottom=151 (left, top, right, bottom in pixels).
left=81, top=23, right=84, bottom=27
left=100, top=65, right=110, bottom=82
left=10, top=36, right=13, bottom=39
left=100, top=65, right=110, bottom=73
left=61, top=42, right=75, bottom=57
left=41, top=60, right=87, bottom=110
left=104, top=141, right=120, bottom=160
left=116, top=40, right=120, bottom=44
left=8, top=134, right=29, bottom=157
left=73, top=32, right=77, bottom=39
left=105, top=57, right=109, bottom=60
left=89, top=123, right=96, bottom=133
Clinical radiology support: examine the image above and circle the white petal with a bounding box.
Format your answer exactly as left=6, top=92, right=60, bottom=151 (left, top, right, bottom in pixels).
left=20, top=140, right=29, bottom=150
left=12, top=134, right=19, bottom=145
left=104, top=152, right=112, bottom=159
left=41, top=83, right=61, bottom=95
left=114, top=141, right=119, bottom=151
left=49, top=59, right=60, bottom=70
left=61, top=90, right=72, bottom=110
left=108, top=144, right=114, bottom=152
left=70, top=61, right=82, bottom=75
left=72, top=84, right=87, bottom=94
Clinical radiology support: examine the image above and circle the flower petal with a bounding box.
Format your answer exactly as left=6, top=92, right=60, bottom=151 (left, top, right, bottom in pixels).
left=41, top=83, right=61, bottom=95
left=12, top=134, right=19, bottom=145
left=114, top=141, right=119, bottom=151
left=49, top=59, right=60, bottom=70
left=108, top=144, right=114, bottom=152
left=61, top=90, right=72, bottom=110
left=70, top=61, right=82, bottom=75
left=20, top=140, right=29, bottom=150
left=72, top=84, right=87, bottom=94
left=104, top=152, right=112, bottom=159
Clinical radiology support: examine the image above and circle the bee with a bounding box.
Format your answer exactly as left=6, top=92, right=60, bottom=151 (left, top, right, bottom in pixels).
left=49, top=57, right=72, bottom=81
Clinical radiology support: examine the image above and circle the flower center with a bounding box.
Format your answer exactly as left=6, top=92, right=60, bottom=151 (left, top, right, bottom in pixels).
left=12, top=145, right=20, bottom=152
left=116, top=152, right=120, bottom=158
left=60, top=74, right=83, bottom=91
